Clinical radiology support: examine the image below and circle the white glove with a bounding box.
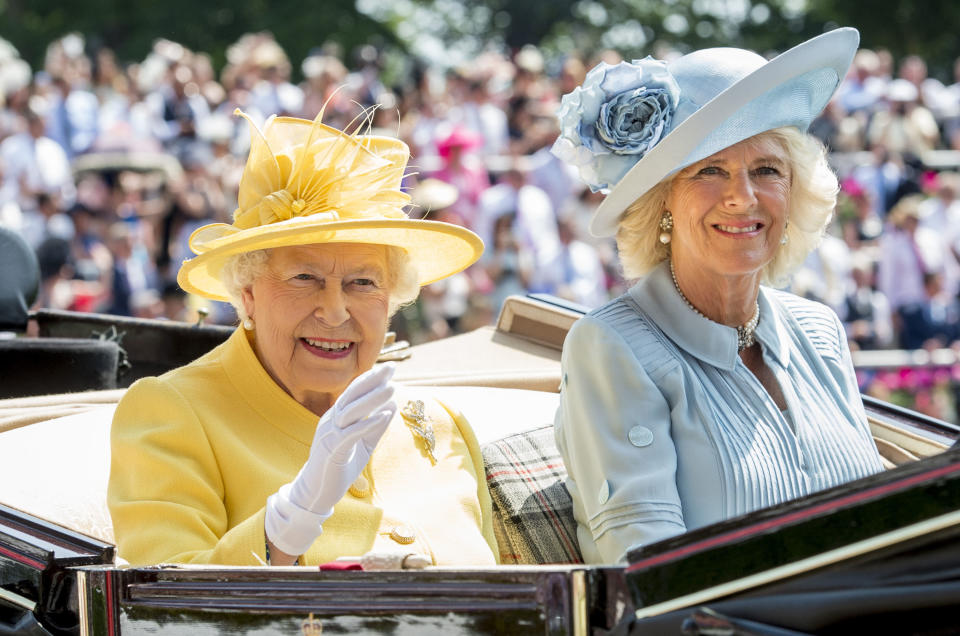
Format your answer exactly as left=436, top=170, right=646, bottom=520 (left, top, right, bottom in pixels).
left=265, top=363, right=397, bottom=556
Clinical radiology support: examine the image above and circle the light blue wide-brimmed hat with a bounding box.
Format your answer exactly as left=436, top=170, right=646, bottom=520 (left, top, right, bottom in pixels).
left=551, top=28, right=859, bottom=237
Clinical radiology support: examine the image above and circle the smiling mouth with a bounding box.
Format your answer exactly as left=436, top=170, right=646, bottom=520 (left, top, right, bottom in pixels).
left=714, top=223, right=762, bottom=234
left=301, top=338, right=355, bottom=356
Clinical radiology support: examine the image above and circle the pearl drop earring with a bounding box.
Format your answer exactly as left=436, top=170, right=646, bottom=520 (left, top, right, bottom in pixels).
left=243, top=318, right=254, bottom=330
left=659, top=211, right=674, bottom=245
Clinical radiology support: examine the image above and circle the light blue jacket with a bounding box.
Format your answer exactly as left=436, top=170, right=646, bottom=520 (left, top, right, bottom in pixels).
left=555, top=262, right=883, bottom=564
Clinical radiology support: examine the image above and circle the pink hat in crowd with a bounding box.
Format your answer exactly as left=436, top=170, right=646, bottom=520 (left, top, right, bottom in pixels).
left=840, top=176, right=866, bottom=198
left=437, top=126, right=483, bottom=158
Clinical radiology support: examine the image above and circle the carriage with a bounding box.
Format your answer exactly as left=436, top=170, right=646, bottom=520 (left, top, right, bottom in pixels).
left=2, top=286, right=960, bottom=635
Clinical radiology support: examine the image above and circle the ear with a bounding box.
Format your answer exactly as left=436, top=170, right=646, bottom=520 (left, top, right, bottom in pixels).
left=240, top=284, right=256, bottom=321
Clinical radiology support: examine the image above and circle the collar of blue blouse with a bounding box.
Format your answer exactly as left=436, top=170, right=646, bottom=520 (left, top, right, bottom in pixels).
left=629, top=261, right=792, bottom=371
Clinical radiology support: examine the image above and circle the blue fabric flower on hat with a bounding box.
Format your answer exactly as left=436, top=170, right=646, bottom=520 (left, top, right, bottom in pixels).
left=552, top=57, right=680, bottom=192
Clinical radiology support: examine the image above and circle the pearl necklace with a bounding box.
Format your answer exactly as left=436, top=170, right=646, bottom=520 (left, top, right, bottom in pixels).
left=669, top=261, right=760, bottom=352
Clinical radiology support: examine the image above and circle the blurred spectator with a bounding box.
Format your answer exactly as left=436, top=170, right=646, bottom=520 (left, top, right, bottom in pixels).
left=835, top=177, right=883, bottom=248
left=103, top=220, right=157, bottom=316
left=850, top=145, right=912, bottom=217
left=300, top=52, right=348, bottom=120
left=877, top=195, right=938, bottom=343
left=249, top=38, right=303, bottom=117
left=793, top=231, right=854, bottom=319
left=918, top=171, right=960, bottom=297
left=34, top=235, right=75, bottom=310
left=155, top=63, right=211, bottom=159
left=42, top=34, right=99, bottom=157
left=943, top=57, right=960, bottom=146
left=483, top=211, right=533, bottom=315
left=867, top=79, right=940, bottom=157
left=408, top=177, right=458, bottom=221
left=46, top=74, right=99, bottom=158
left=837, top=49, right=887, bottom=115
left=478, top=167, right=561, bottom=293
left=103, top=221, right=135, bottom=316
left=898, top=55, right=950, bottom=120
left=3, top=28, right=960, bottom=392
left=918, top=171, right=960, bottom=233
left=526, top=146, right=575, bottom=219
left=403, top=178, right=475, bottom=341
left=809, top=99, right=846, bottom=151
left=448, top=75, right=509, bottom=157
left=844, top=253, right=894, bottom=350
left=0, top=104, right=75, bottom=216
left=67, top=202, right=109, bottom=311
left=554, top=214, right=606, bottom=309
left=432, top=125, right=488, bottom=228
left=161, top=281, right=189, bottom=322
left=898, top=272, right=960, bottom=349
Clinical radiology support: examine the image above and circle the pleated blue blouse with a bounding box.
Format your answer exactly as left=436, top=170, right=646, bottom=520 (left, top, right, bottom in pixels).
left=555, top=261, right=884, bottom=564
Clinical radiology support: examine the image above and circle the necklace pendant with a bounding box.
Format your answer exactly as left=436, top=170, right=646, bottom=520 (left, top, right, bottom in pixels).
left=671, top=260, right=760, bottom=352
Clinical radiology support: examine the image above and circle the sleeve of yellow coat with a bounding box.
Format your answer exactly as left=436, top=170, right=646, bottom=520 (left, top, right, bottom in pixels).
left=108, top=377, right=268, bottom=566
left=436, top=398, right=500, bottom=564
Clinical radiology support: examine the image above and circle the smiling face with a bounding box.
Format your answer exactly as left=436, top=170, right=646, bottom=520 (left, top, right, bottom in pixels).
left=666, top=133, right=791, bottom=282
left=240, top=243, right=391, bottom=415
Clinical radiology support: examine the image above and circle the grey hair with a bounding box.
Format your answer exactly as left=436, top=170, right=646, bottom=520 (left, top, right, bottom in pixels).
left=615, top=127, right=839, bottom=287
left=220, top=245, right=420, bottom=322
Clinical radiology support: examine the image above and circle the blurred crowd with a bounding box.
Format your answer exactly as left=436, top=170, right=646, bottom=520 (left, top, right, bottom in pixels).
left=2, top=32, right=960, bottom=367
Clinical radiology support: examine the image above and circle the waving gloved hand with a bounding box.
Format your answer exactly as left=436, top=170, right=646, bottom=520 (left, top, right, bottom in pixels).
left=265, top=363, right=397, bottom=556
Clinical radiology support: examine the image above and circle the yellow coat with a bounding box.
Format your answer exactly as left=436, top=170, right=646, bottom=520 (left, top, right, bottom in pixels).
left=108, top=328, right=498, bottom=566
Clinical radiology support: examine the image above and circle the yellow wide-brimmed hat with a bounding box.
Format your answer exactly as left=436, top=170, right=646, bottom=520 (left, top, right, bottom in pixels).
left=177, top=110, right=483, bottom=302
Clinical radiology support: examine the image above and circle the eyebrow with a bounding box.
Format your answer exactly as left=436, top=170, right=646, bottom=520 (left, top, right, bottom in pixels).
left=348, top=264, right=387, bottom=278
left=285, top=261, right=387, bottom=278
left=752, top=155, right=788, bottom=167
left=700, top=154, right=787, bottom=165
left=691, top=155, right=789, bottom=172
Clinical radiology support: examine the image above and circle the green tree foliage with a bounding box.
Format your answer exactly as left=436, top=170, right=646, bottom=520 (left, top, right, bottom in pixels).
left=805, top=0, right=960, bottom=80
left=1, top=0, right=957, bottom=82
left=0, top=0, right=400, bottom=75
left=394, top=0, right=958, bottom=81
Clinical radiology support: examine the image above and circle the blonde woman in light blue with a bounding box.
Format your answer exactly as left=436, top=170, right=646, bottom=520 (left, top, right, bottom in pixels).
left=552, top=29, right=883, bottom=564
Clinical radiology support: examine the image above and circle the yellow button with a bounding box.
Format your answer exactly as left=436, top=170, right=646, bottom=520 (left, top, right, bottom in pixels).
left=389, top=525, right=416, bottom=545
left=348, top=475, right=371, bottom=498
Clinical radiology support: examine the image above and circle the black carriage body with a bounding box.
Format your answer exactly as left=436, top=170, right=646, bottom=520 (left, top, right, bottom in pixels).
left=4, top=437, right=960, bottom=633
left=3, top=301, right=960, bottom=634
left=75, top=566, right=629, bottom=635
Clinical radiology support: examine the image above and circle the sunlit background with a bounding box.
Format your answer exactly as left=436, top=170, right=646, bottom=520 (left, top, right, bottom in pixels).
left=1, top=0, right=959, bottom=420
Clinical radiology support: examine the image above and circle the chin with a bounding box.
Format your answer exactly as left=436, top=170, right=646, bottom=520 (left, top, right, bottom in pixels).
left=311, top=372, right=356, bottom=394
left=714, top=252, right=775, bottom=278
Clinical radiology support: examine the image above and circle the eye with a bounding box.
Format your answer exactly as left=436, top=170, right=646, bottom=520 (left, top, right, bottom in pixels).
left=350, top=277, right=380, bottom=289
left=697, top=166, right=724, bottom=176
left=754, top=165, right=783, bottom=177
left=293, top=273, right=315, bottom=281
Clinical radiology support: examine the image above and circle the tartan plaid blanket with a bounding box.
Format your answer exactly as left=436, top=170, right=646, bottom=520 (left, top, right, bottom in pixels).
left=481, top=425, right=583, bottom=564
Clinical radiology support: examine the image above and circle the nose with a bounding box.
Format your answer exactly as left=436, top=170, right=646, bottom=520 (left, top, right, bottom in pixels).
left=313, top=285, right=350, bottom=326
left=724, top=169, right=758, bottom=210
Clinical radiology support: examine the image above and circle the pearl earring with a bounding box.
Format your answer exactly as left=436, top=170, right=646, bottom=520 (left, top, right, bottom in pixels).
left=658, top=211, right=674, bottom=245
left=243, top=318, right=254, bottom=330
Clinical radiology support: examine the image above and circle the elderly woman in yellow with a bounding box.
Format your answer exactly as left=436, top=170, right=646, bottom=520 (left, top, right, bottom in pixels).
left=107, top=110, right=496, bottom=567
